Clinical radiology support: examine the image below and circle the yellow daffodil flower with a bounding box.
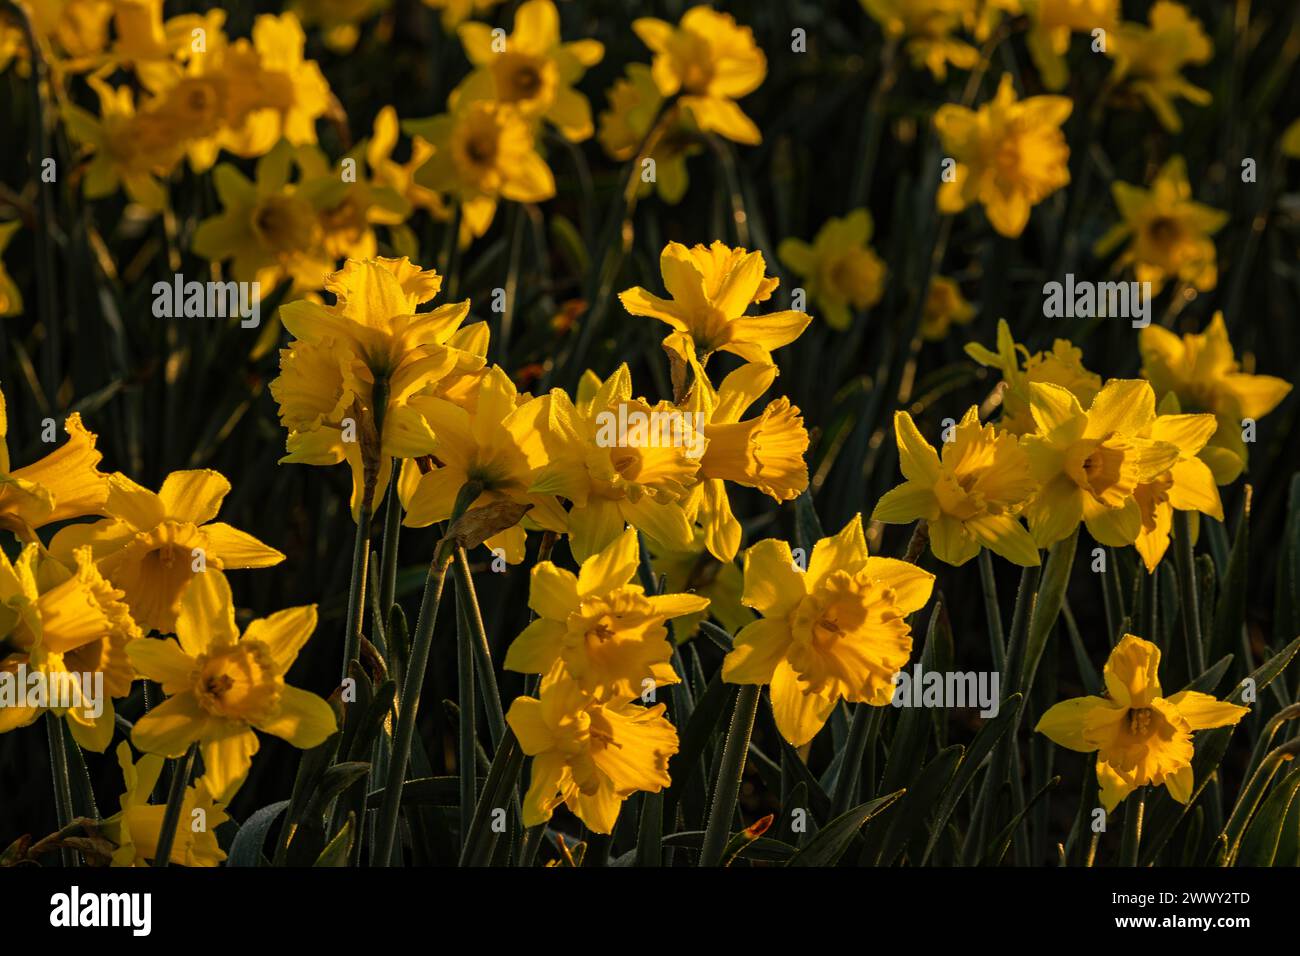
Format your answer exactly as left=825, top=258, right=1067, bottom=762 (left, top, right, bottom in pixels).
left=1036, top=634, right=1248, bottom=811
left=524, top=365, right=700, bottom=561
left=1139, top=313, right=1292, bottom=484
left=6, top=0, right=113, bottom=75
left=127, top=570, right=336, bottom=802
left=399, top=364, right=568, bottom=562
left=632, top=6, right=766, bottom=145
left=1020, top=380, right=1181, bottom=549
left=289, top=0, right=389, bottom=54
left=110, top=0, right=223, bottom=67
left=965, top=319, right=1101, bottom=436
left=296, top=143, right=411, bottom=261
left=509, top=664, right=679, bottom=834
left=129, top=12, right=243, bottom=173
left=0, top=394, right=110, bottom=540
left=1024, top=0, right=1120, bottom=91
left=649, top=529, right=753, bottom=642
left=873, top=407, right=1041, bottom=567
left=682, top=362, right=809, bottom=562
left=920, top=275, right=977, bottom=341
left=1283, top=118, right=1300, bottom=158
left=223, top=13, right=333, bottom=150
left=504, top=527, right=708, bottom=697
left=598, top=64, right=700, bottom=204
left=620, top=241, right=809, bottom=365
left=1107, top=2, right=1212, bottom=133
left=102, top=742, right=228, bottom=866
left=452, top=0, right=603, bottom=142
left=778, top=210, right=886, bottom=331
left=860, top=0, right=981, bottom=80
left=0, top=544, right=140, bottom=751
left=935, top=74, right=1072, bottom=238
left=61, top=75, right=181, bottom=211
left=365, top=106, right=446, bottom=218
left=193, top=143, right=333, bottom=293
left=721, top=515, right=935, bottom=746
left=49, top=469, right=284, bottom=634
left=407, top=98, right=556, bottom=245
left=1094, top=156, right=1227, bottom=293
left=1132, top=402, right=1222, bottom=572
left=273, top=257, right=479, bottom=516
left=421, top=0, right=505, bottom=33
left=0, top=220, right=23, bottom=316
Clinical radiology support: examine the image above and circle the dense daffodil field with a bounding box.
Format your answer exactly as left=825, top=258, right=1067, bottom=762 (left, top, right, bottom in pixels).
left=1, top=0, right=1299, bottom=871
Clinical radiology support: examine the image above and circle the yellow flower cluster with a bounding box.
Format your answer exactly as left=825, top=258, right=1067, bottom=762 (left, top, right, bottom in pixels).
left=0, top=384, right=335, bottom=865
left=261, top=238, right=816, bottom=831
left=57, top=6, right=334, bottom=211
left=874, top=316, right=1289, bottom=574
left=597, top=6, right=767, bottom=204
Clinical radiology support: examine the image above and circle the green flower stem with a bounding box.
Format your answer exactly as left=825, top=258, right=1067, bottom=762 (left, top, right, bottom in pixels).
left=459, top=731, right=524, bottom=867
left=378, top=462, right=402, bottom=617
left=455, top=596, right=477, bottom=847
left=979, top=548, right=1007, bottom=673
left=341, top=502, right=373, bottom=682
left=453, top=547, right=507, bottom=748
left=830, top=702, right=882, bottom=818
left=373, top=550, right=451, bottom=867
left=45, top=714, right=76, bottom=867
left=372, top=482, right=481, bottom=866
left=152, top=742, right=198, bottom=868
left=1173, top=511, right=1206, bottom=676
left=699, top=682, right=760, bottom=867
left=1120, top=788, right=1145, bottom=867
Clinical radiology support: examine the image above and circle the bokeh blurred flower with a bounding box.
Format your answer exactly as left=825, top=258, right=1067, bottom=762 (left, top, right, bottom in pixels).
left=966, top=319, right=1101, bottom=436
left=1107, top=2, right=1212, bottom=133
left=860, top=0, right=981, bottom=80
left=598, top=63, right=700, bottom=204
left=192, top=143, right=332, bottom=293
left=1095, top=156, right=1227, bottom=294
left=453, top=0, right=603, bottom=142
left=62, top=75, right=180, bottom=210
left=649, top=529, right=753, bottom=641
left=0, top=220, right=23, bottom=317
left=1036, top=634, right=1248, bottom=811
left=935, top=74, right=1072, bottom=238
left=407, top=98, right=556, bottom=245
left=1025, top=0, right=1120, bottom=91
left=721, top=515, right=935, bottom=746
left=632, top=6, right=766, bottom=145
left=289, top=0, right=389, bottom=53
left=778, top=210, right=886, bottom=331
left=920, top=275, right=976, bottom=341
left=1139, top=313, right=1292, bottom=483
left=421, top=0, right=504, bottom=33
